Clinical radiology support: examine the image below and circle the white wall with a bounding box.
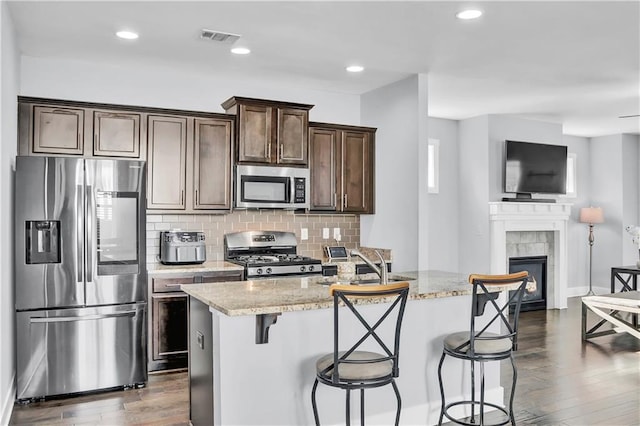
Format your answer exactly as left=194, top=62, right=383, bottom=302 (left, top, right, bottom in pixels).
left=622, top=134, right=640, bottom=264
left=427, top=117, right=460, bottom=271
left=20, top=56, right=360, bottom=125
left=458, top=116, right=489, bottom=274
left=590, top=134, right=625, bottom=287
left=562, top=134, right=591, bottom=292
left=360, top=74, right=428, bottom=272
left=0, top=0, right=19, bottom=423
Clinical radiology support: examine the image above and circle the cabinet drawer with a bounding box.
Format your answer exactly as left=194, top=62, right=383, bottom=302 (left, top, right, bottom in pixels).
left=152, top=277, right=195, bottom=293
left=200, top=271, right=244, bottom=283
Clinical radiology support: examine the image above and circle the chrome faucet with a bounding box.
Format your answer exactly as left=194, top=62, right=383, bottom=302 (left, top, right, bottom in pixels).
left=350, top=249, right=388, bottom=285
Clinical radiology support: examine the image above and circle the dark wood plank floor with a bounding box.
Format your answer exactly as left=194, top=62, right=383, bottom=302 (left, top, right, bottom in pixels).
left=10, top=297, right=640, bottom=425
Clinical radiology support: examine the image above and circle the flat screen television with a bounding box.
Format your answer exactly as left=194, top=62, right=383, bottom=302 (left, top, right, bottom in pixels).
left=503, top=140, right=567, bottom=202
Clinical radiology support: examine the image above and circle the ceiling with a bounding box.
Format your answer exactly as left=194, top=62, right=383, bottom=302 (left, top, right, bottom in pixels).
left=6, top=0, right=640, bottom=137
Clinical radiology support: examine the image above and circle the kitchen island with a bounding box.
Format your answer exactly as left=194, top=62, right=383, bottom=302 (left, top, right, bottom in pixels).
left=183, top=271, right=519, bottom=426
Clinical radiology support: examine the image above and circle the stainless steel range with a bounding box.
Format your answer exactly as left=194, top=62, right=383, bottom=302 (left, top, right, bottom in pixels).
left=224, top=231, right=322, bottom=278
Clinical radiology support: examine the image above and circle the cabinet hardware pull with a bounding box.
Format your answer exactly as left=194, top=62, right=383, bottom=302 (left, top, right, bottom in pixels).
left=334, top=193, right=337, bottom=208
left=279, top=143, right=283, bottom=159
left=344, top=194, right=347, bottom=209
left=181, top=190, right=184, bottom=205
left=195, top=190, right=198, bottom=205
left=267, top=143, right=271, bottom=160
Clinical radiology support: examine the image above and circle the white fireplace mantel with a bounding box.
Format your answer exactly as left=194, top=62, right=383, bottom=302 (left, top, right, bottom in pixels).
left=489, top=202, right=572, bottom=309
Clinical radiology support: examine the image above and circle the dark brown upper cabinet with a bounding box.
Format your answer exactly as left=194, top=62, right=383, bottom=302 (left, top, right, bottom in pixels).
left=19, top=98, right=145, bottom=159
left=309, top=122, right=376, bottom=214
left=193, top=118, right=233, bottom=210
left=146, top=114, right=234, bottom=213
left=31, top=106, right=85, bottom=155
left=221, top=97, right=313, bottom=166
left=93, top=110, right=141, bottom=158
left=147, top=115, right=188, bottom=210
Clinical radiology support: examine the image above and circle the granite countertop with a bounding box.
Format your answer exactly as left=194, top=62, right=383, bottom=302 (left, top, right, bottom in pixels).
left=182, top=270, right=529, bottom=317
left=147, top=261, right=244, bottom=275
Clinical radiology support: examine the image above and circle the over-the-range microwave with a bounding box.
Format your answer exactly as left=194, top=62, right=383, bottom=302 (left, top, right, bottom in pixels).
left=235, top=164, right=309, bottom=209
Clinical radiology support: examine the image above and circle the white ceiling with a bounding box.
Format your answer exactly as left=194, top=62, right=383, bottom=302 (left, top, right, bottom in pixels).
left=6, top=0, right=640, bottom=137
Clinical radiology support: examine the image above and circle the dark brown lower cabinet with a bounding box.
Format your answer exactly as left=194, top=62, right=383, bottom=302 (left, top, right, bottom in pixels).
left=152, top=293, right=188, bottom=361
left=148, top=270, right=243, bottom=372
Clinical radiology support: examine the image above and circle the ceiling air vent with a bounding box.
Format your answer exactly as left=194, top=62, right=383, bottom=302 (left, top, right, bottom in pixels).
left=200, top=29, right=241, bottom=44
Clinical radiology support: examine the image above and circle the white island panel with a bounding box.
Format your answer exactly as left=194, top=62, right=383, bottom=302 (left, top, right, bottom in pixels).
left=199, top=291, right=505, bottom=425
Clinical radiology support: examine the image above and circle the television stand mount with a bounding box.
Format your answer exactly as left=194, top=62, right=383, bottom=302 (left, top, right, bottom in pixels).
left=502, top=193, right=556, bottom=203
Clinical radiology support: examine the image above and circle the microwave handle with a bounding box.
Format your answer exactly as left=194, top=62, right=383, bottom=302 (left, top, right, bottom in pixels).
left=286, top=177, right=293, bottom=203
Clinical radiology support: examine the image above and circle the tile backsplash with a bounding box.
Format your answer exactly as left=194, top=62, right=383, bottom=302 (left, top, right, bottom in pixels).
left=146, top=210, right=360, bottom=264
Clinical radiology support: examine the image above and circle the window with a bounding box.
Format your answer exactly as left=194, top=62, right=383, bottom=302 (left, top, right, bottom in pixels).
left=428, top=138, right=440, bottom=193
left=563, top=153, right=577, bottom=198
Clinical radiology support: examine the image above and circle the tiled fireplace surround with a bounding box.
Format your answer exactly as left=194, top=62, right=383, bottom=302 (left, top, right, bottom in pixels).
left=490, top=202, right=571, bottom=309
left=146, top=210, right=360, bottom=265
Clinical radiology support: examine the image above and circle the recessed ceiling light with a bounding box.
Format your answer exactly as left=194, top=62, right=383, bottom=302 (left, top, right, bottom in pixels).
left=456, top=9, right=483, bottom=20
left=116, top=30, right=139, bottom=40
left=231, top=47, right=251, bottom=55
left=346, top=65, right=364, bottom=73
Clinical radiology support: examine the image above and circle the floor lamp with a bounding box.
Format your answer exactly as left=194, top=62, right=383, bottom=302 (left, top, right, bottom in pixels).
left=580, top=207, right=604, bottom=296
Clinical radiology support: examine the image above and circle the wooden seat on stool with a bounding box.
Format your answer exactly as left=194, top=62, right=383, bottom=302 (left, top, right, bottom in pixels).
left=311, top=282, right=410, bottom=426
left=437, top=271, right=529, bottom=426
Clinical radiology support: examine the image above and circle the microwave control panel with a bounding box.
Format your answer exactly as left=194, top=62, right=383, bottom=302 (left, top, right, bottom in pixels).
left=294, top=177, right=306, bottom=203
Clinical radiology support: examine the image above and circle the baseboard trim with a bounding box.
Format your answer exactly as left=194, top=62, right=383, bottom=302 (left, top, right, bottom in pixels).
left=1, top=373, right=16, bottom=426
left=567, top=285, right=610, bottom=298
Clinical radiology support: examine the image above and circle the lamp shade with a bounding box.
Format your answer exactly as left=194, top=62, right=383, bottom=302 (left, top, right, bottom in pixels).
left=579, top=207, right=604, bottom=224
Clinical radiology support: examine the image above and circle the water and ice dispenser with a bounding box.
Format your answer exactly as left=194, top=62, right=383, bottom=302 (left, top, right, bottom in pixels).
left=25, top=220, right=61, bottom=264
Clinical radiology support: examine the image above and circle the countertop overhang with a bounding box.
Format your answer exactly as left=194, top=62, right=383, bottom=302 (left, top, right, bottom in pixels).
left=181, top=270, right=526, bottom=317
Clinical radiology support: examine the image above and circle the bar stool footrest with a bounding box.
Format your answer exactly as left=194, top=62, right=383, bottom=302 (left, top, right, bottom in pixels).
left=443, top=400, right=511, bottom=426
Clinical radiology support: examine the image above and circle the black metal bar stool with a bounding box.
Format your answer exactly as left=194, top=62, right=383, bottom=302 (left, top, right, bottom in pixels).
left=311, top=281, right=410, bottom=426
left=437, top=271, right=529, bottom=426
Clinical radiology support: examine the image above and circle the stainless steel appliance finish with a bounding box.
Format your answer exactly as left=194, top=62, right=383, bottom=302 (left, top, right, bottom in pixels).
left=14, top=156, right=147, bottom=401
left=224, top=230, right=321, bottom=278
left=235, top=164, right=310, bottom=209
left=159, top=231, right=206, bottom=265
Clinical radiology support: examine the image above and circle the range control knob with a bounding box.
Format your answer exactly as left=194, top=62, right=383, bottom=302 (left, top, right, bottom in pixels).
left=256, top=268, right=263, bottom=275
left=266, top=268, right=272, bottom=275
left=300, top=266, right=306, bottom=272
left=308, top=265, right=315, bottom=272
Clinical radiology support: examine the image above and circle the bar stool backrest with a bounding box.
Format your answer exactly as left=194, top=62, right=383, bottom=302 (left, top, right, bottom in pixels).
left=326, top=282, right=410, bottom=384
left=465, top=271, right=529, bottom=356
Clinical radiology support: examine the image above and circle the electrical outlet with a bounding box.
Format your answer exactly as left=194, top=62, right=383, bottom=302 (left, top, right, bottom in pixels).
left=300, top=228, right=308, bottom=240
left=333, top=227, right=341, bottom=241
left=322, top=228, right=330, bottom=239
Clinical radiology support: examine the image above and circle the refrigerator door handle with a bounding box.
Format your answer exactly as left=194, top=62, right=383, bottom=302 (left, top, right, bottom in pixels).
left=29, top=310, right=137, bottom=323
left=85, top=185, right=93, bottom=284
left=76, top=184, right=83, bottom=283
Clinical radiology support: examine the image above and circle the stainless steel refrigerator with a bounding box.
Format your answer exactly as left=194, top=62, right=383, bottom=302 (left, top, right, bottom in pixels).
left=14, top=156, right=147, bottom=401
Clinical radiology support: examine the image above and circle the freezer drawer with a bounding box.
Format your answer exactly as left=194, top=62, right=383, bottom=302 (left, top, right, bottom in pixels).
left=16, top=303, right=147, bottom=401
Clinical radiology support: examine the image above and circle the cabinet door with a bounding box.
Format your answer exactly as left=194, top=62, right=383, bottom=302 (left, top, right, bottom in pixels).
left=32, top=106, right=84, bottom=155
left=193, top=118, right=232, bottom=210
left=93, top=110, right=141, bottom=158
left=341, top=130, right=374, bottom=213
left=152, top=293, right=188, bottom=361
left=238, top=104, right=272, bottom=163
left=147, top=115, right=187, bottom=210
left=277, top=108, right=308, bottom=165
left=309, top=127, right=338, bottom=210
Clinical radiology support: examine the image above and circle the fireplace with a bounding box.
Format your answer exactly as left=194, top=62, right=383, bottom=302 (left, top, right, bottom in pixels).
left=489, top=202, right=571, bottom=309
left=509, top=256, right=547, bottom=311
